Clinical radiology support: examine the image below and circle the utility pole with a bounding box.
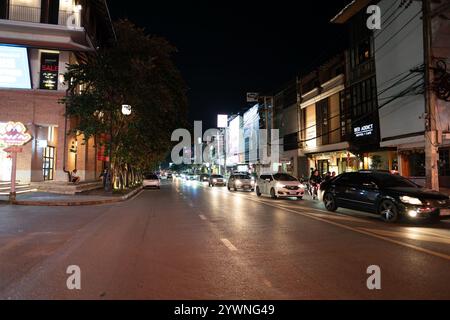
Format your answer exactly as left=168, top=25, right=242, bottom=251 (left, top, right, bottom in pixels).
left=223, top=128, right=227, bottom=178
left=423, top=0, right=439, bottom=191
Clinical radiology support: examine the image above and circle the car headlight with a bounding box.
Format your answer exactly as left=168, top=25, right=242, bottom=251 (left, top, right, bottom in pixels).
left=213, top=179, right=217, bottom=183
left=251, top=181, right=255, bottom=185
left=298, top=184, right=305, bottom=189
left=235, top=180, right=242, bottom=186
left=400, top=196, right=423, bottom=205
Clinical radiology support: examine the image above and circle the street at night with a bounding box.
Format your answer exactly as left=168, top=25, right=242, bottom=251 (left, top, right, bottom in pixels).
left=1, top=179, right=450, bottom=300
left=2, top=0, right=450, bottom=314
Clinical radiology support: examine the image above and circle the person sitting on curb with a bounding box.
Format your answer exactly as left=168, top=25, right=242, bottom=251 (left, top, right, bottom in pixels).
left=71, top=169, right=80, bottom=184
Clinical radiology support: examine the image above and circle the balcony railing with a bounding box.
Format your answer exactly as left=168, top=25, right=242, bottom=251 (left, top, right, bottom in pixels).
left=3, top=5, right=81, bottom=27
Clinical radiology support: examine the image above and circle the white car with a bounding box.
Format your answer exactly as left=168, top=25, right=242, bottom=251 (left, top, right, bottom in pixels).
left=143, top=174, right=160, bottom=189
left=256, top=173, right=305, bottom=199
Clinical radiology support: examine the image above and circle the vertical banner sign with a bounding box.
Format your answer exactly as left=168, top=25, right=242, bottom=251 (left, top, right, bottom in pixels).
left=39, top=52, right=59, bottom=90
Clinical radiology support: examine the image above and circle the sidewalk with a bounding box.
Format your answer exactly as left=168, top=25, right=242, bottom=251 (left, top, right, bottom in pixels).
left=0, top=186, right=143, bottom=206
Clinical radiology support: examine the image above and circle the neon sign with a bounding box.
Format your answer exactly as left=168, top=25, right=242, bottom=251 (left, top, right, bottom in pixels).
left=0, top=122, right=32, bottom=147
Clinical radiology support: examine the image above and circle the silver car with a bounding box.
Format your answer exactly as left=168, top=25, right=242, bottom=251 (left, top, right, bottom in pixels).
left=227, top=173, right=255, bottom=192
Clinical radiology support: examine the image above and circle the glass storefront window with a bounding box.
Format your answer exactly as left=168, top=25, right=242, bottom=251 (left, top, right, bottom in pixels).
left=408, top=152, right=425, bottom=177
left=439, top=149, right=450, bottom=177
left=43, top=146, right=55, bottom=181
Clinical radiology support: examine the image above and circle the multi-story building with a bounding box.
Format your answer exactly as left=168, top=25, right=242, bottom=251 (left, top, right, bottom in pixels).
left=298, top=54, right=350, bottom=177
left=273, top=79, right=301, bottom=177
left=332, top=0, right=398, bottom=174
left=332, top=0, right=450, bottom=188
left=271, top=54, right=350, bottom=179
left=0, top=0, right=114, bottom=186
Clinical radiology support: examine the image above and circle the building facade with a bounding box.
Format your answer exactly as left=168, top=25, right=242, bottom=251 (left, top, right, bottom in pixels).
left=0, top=0, right=114, bottom=184
left=333, top=0, right=450, bottom=187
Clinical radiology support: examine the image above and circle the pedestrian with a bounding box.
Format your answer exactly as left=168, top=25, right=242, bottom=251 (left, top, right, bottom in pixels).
left=325, top=171, right=332, bottom=182
left=309, top=170, right=323, bottom=200
left=99, top=168, right=108, bottom=188
left=71, top=169, right=80, bottom=184
left=310, top=168, right=315, bottom=180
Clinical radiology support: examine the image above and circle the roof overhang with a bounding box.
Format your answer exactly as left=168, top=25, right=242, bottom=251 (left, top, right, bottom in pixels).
left=331, top=0, right=373, bottom=24
left=0, top=19, right=94, bottom=51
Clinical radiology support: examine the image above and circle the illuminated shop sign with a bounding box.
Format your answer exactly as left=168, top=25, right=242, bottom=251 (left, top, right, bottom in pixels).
left=0, top=45, right=32, bottom=89
left=39, top=52, right=59, bottom=90
left=0, top=122, right=32, bottom=147
left=354, top=123, right=374, bottom=138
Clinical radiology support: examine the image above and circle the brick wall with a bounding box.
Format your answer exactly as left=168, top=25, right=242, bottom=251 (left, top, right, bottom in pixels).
left=0, top=88, right=98, bottom=183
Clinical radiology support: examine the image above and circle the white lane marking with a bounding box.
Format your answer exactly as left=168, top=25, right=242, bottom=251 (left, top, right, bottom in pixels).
left=202, top=183, right=450, bottom=262
left=221, top=238, right=238, bottom=252
left=199, top=214, right=207, bottom=221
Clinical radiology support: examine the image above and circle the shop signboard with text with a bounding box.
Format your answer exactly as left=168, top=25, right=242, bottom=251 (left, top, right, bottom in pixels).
left=0, top=122, right=32, bottom=201
left=351, top=114, right=380, bottom=150
left=39, top=52, right=59, bottom=90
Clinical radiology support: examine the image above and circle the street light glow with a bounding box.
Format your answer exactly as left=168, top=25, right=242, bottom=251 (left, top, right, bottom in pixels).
left=121, top=105, right=132, bottom=116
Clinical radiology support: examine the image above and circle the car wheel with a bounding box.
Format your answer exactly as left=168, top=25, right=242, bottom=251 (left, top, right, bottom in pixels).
left=256, top=186, right=262, bottom=197
left=270, top=188, right=277, bottom=199
left=323, top=193, right=337, bottom=212
left=227, top=184, right=231, bottom=191
left=234, top=187, right=238, bottom=191
left=379, top=200, right=399, bottom=223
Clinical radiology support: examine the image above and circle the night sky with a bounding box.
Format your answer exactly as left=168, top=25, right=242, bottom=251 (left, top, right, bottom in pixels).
left=107, top=0, right=350, bottom=128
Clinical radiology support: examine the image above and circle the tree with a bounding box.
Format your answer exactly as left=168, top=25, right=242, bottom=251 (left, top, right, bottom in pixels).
left=63, top=20, right=188, bottom=189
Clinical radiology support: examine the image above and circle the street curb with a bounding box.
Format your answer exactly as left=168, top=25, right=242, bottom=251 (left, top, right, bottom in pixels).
left=10, top=186, right=144, bottom=207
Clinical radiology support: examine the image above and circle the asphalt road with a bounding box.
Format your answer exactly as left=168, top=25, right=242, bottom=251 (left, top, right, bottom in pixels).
left=0, top=179, right=450, bottom=299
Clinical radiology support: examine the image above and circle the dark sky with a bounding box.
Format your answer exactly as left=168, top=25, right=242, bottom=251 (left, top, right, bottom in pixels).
left=107, top=0, right=350, bottom=128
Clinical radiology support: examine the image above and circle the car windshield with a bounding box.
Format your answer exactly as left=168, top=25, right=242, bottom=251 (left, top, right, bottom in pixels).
left=145, top=175, right=158, bottom=180
left=377, top=174, right=418, bottom=188
left=211, top=175, right=223, bottom=179
left=273, top=174, right=298, bottom=181
left=233, top=175, right=251, bottom=179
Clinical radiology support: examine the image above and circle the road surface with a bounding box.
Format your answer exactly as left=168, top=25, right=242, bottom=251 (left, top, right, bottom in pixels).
left=0, top=179, right=450, bottom=299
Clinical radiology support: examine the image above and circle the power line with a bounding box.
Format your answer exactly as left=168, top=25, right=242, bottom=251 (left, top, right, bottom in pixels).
left=375, top=9, right=422, bottom=55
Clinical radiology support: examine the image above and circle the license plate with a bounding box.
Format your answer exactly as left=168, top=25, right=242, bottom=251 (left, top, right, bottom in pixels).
left=290, top=191, right=297, bottom=195
left=440, top=209, right=450, bottom=216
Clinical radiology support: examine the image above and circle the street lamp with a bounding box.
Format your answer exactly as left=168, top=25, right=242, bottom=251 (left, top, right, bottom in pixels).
left=121, top=104, right=132, bottom=116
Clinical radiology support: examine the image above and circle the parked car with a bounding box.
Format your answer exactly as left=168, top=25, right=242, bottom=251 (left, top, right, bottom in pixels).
left=199, top=174, right=210, bottom=183
left=167, top=173, right=173, bottom=179
left=320, top=171, right=450, bottom=223
left=143, top=174, right=160, bottom=189
left=228, top=173, right=255, bottom=191
left=209, top=174, right=225, bottom=187
left=256, top=173, right=305, bottom=199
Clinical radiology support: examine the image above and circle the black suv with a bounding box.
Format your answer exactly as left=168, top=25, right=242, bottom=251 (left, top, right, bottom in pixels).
left=320, top=171, right=450, bottom=223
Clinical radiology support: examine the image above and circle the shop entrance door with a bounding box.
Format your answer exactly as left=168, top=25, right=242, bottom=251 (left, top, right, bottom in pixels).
left=0, top=149, right=12, bottom=181
left=317, top=160, right=329, bottom=176
left=43, top=146, right=55, bottom=181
